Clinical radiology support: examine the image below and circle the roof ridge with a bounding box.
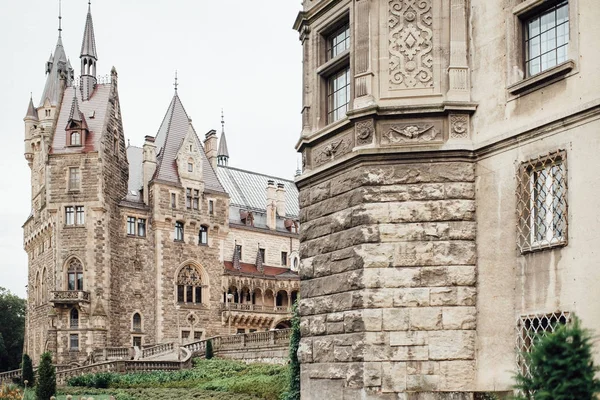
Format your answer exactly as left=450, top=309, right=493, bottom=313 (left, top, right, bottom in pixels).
left=218, top=165, right=296, bottom=183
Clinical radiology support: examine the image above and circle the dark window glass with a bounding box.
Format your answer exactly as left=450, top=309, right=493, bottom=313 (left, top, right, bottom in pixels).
left=186, top=286, right=193, bottom=303
left=259, top=248, right=266, bottom=261
left=175, top=222, right=184, bottom=241
left=127, top=216, right=136, bottom=235
left=177, top=285, right=185, bottom=303
left=70, top=334, right=79, bottom=350
left=326, top=23, right=350, bottom=60
left=133, top=336, right=142, bottom=347
left=327, top=68, right=350, bottom=124
left=199, top=226, right=208, bottom=245
left=209, top=200, right=214, bottom=215
left=76, top=272, right=84, bottom=290
left=132, top=313, right=142, bottom=331
left=193, top=190, right=199, bottom=210
left=194, top=331, right=202, bottom=339
left=137, top=219, right=146, bottom=237
left=195, top=287, right=202, bottom=304
left=70, top=308, right=79, bottom=328
left=236, top=245, right=242, bottom=260
left=281, top=251, right=288, bottom=266
left=188, top=162, right=193, bottom=172
left=171, top=193, right=176, bottom=209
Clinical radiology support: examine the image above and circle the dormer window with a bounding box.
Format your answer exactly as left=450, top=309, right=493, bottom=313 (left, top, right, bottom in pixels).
left=70, top=131, right=81, bottom=146
left=188, top=162, right=193, bottom=172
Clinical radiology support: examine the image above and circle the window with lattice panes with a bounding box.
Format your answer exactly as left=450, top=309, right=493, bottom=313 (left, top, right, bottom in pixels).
left=516, top=150, right=567, bottom=253
left=516, top=312, right=569, bottom=378
left=176, top=265, right=203, bottom=304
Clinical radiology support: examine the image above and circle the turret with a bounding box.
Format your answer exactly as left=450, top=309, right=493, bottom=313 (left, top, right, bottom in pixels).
left=24, top=96, right=38, bottom=165
left=266, top=180, right=277, bottom=230
left=80, top=2, right=98, bottom=101
left=204, top=130, right=218, bottom=170
left=142, top=136, right=157, bottom=204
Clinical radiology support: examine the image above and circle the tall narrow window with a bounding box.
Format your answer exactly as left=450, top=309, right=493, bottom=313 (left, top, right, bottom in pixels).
left=75, top=206, right=85, bottom=225
left=171, top=193, right=177, bottom=209
left=188, top=162, right=194, bottom=172
left=236, top=245, right=243, bottom=260
left=137, top=218, right=146, bottom=237
left=67, top=258, right=84, bottom=291
left=193, top=190, right=199, bottom=210
left=327, top=68, right=351, bottom=124
left=70, top=308, right=79, bottom=329
left=127, top=216, right=136, bottom=235
left=209, top=200, right=214, bottom=215
left=199, top=226, right=208, bottom=245
left=175, top=221, right=184, bottom=242
left=281, top=251, right=288, bottom=266
left=186, top=188, right=192, bottom=209
left=69, top=334, right=79, bottom=350
left=525, top=1, right=569, bottom=77
left=69, top=167, right=80, bottom=191
left=132, top=313, right=142, bottom=332
left=259, top=248, right=266, bottom=262
left=70, top=131, right=81, bottom=146
left=65, top=206, right=75, bottom=225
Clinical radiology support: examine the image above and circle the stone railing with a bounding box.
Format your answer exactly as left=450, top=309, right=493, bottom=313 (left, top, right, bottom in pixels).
left=0, top=368, right=21, bottom=384
left=56, top=359, right=182, bottom=385
left=92, top=347, right=131, bottom=362
left=50, top=290, right=90, bottom=304
left=221, top=303, right=291, bottom=314
left=183, top=328, right=292, bottom=357
left=141, top=342, right=175, bottom=359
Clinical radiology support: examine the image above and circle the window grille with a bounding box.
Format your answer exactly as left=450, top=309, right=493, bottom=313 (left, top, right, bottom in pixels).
left=516, top=150, right=567, bottom=253
left=326, top=23, right=350, bottom=60
left=177, top=265, right=203, bottom=304
left=132, top=313, right=142, bottom=332
left=516, top=311, right=570, bottom=378
left=70, top=308, right=79, bottom=328
left=69, top=334, right=79, bottom=350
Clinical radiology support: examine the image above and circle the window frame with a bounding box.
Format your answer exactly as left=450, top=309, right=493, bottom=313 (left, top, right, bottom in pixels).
left=68, top=167, right=81, bottom=191
left=70, top=131, right=81, bottom=147
left=127, top=216, right=136, bottom=236
left=132, top=312, right=142, bottom=333
left=208, top=200, right=214, bottom=215
left=281, top=251, right=288, bottom=266
left=175, top=221, right=185, bottom=242
left=199, top=225, right=208, bottom=246
left=69, top=333, right=79, bottom=351
left=70, top=308, right=79, bottom=329
left=65, top=206, right=75, bottom=226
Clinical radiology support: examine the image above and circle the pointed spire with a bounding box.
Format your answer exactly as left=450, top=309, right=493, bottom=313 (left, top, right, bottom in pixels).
left=80, top=2, right=97, bottom=60
left=233, top=242, right=241, bottom=270
left=255, top=245, right=264, bottom=273
left=25, top=94, right=38, bottom=121
left=58, top=0, right=62, bottom=38
left=68, top=88, right=82, bottom=122
left=217, top=109, right=230, bottom=166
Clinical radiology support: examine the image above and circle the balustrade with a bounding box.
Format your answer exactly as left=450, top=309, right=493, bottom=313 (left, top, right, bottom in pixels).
left=221, top=303, right=291, bottom=314
left=50, top=290, right=90, bottom=304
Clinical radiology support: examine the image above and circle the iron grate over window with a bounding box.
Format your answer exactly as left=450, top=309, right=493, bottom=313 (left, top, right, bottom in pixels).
left=516, top=150, right=567, bottom=253
left=516, top=312, right=570, bottom=379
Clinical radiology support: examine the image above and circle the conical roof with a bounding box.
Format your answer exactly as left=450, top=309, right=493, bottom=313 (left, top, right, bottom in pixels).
left=39, top=37, right=69, bottom=107
left=68, top=88, right=83, bottom=123
left=24, top=96, right=38, bottom=120
left=217, top=130, right=229, bottom=159
left=80, top=5, right=97, bottom=59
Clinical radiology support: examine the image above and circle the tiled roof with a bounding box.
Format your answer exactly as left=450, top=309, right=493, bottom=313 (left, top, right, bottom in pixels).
left=153, top=93, right=226, bottom=193
left=224, top=261, right=299, bottom=280
left=126, top=145, right=143, bottom=202
left=39, top=38, right=70, bottom=107
left=216, top=166, right=299, bottom=218
left=51, top=84, right=111, bottom=154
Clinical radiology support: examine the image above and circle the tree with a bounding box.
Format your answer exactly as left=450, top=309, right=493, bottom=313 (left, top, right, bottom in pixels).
left=21, top=353, right=34, bottom=387
left=0, top=287, right=26, bottom=372
left=514, top=315, right=600, bottom=399
left=285, top=300, right=300, bottom=400
left=35, top=352, right=56, bottom=400
left=205, top=339, right=214, bottom=360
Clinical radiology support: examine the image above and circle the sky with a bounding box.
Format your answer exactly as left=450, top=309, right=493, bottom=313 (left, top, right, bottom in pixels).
left=0, top=0, right=303, bottom=298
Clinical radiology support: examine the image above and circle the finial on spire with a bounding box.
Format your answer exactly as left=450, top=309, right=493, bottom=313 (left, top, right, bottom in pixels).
left=221, top=109, right=225, bottom=133
left=174, top=71, right=179, bottom=92
left=58, top=0, right=62, bottom=38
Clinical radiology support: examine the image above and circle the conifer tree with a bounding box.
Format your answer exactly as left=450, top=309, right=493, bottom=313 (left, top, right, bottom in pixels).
left=205, top=339, right=214, bottom=360
left=35, top=352, right=56, bottom=400
left=286, top=300, right=300, bottom=400
left=514, top=315, right=600, bottom=399
left=21, top=353, right=34, bottom=387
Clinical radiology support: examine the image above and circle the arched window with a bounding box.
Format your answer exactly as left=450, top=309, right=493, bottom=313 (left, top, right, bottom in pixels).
left=71, top=131, right=81, bottom=146
left=176, top=265, right=203, bottom=304
left=199, top=226, right=208, bottom=245
left=132, top=313, right=142, bottom=332
left=67, top=258, right=84, bottom=291
left=41, top=268, right=47, bottom=302
left=35, top=271, right=40, bottom=305
left=70, top=308, right=79, bottom=328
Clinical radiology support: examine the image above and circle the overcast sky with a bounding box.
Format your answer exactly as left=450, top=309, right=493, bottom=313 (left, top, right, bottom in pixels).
left=0, top=0, right=303, bottom=298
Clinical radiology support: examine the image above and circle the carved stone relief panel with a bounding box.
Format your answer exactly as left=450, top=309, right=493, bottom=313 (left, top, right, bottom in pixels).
left=313, top=130, right=354, bottom=167
left=355, top=120, right=375, bottom=146
left=380, top=120, right=443, bottom=145
left=388, top=0, right=434, bottom=89
left=449, top=114, right=469, bottom=139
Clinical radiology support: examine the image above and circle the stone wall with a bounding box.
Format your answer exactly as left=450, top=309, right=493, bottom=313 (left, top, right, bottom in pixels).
left=298, top=160, right=476, bottom=398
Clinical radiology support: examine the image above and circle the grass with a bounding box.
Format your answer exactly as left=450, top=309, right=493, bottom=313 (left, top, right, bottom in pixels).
left=61, top=358, right=289, bottom=400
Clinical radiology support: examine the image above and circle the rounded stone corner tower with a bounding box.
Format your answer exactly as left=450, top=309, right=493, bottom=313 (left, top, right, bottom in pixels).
left=294, top=0, right=477, bottom=398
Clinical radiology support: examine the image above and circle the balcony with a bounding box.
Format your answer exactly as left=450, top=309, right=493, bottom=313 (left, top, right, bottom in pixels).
left=220, top=303, right=291, bottom=314
left=221, top=303, right=292, bottom=329
left=50, top=290, right=90, bottom=305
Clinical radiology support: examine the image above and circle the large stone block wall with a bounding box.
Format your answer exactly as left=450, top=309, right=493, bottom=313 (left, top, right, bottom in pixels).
left=298, top=160, right=476, bottom=398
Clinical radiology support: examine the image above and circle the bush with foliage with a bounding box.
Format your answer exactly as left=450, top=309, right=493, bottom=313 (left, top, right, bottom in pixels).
left=0, top=383, right=24, bottom=400
left=284, top=300, right=300, bottom=400
left=35, top=352, right=56, bottom=400
left=0, top=288, right=26, bottom=372
left=21, top=353, right=34, bottom=387
left=514, top=315, right=600, bottom=399
left=205, top=339, right=214, bottom=360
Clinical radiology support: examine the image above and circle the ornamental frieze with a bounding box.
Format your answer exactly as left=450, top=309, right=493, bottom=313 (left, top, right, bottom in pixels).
left=355, top=120, right=375, bottom=146
left=313, top=130, right=354, bottom=167
left=380, top=120, right=443, bottom=145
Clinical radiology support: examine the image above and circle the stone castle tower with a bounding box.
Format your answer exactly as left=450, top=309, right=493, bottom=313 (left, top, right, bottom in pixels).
left=294, top=0, right=600, bottom=398
left=23, top=4, right=300, bottom=367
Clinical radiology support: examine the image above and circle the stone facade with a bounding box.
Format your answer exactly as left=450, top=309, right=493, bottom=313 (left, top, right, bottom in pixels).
left=22, top=5, right=299, bottom=367
left=294, top=0, right=600, bottom=398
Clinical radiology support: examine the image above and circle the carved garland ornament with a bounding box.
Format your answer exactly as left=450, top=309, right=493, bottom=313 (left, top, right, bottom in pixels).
left=382, top=124, right=439, bottom=144
left=313, top=133, right=353, bottom=167
left=388, top=0, right=434, bottom=88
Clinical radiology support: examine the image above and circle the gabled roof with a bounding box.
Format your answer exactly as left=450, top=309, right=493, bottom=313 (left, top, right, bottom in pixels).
left=80, top=5, right=97, bottom=59
left=39, top=37, right=70, bottom=107
left=216, top=166, right=299, bottom=217
left=153, top=93, right=225, bottom=193
left=51, top=84, right=111, bottom=154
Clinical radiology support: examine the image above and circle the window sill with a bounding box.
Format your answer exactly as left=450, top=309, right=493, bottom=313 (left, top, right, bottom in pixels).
left=520, top=240, right=567, bottom=255
left=508, top=60, right=575, bottom=95
left=64, top=224, right=85, bottom=228
left=316, top=50, right=350, bottom=77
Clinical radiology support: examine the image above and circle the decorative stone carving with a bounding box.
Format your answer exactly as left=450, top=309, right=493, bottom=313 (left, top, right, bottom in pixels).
left=355, top=120, right=375, bottom=145
left=388, top=0, right=434, bottom=89
left=381, top=122, right=442, bottom=145
left=313, top=132, right=353, bottom=167
left=450, top=114, right=469, bottom=139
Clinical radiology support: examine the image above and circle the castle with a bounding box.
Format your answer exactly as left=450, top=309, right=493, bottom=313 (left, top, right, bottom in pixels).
left=294, top=0, right=600, bottom=398
left=22, top=4, right=299, bottom=367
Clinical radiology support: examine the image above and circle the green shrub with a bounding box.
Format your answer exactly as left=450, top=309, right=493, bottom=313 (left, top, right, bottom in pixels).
left=205, top=339, right=213, bottom=360
left=35, top=352, right=56, bottom=400
left=21, top=353, right=34, bottom=387
left=513, top=315, right=600, bottom=399
left=284, top=300, right=300, bottom=400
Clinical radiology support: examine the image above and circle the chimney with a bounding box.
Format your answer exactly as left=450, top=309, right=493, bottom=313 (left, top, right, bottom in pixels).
left=204, top=129, right=218, bottom=169
left=266, top=180, right=277, bottom=230
left=142, top=135, right=156, bottom=204
left=276, top=183, right=286, bottom=217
